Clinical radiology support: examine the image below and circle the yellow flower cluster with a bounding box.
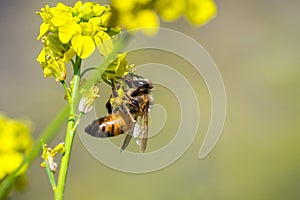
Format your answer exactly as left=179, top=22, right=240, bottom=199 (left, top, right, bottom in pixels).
left=36, top=0, right=216, bottom=81
left=0, top=114, right=32, bottom=181
left=111, top=0, right=159, bottom=35
left=111, top=0, right=217, bottom=34
left=36, top=1, right=121, bottom=81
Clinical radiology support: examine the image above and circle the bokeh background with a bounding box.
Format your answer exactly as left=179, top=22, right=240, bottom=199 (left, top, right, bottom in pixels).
left=1, top=0, right=300, bottom=199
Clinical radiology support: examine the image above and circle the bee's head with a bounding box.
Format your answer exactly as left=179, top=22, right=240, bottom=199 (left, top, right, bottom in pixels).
left=125, top=73, right=153, bottom=96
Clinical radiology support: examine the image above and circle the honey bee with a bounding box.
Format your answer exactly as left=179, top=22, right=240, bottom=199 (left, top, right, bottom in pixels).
left=84, top=73, right=153, bottom=152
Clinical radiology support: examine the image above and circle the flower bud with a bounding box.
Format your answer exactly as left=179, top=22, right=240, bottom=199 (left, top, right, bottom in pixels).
left=78, top=86, right=100, bottom=114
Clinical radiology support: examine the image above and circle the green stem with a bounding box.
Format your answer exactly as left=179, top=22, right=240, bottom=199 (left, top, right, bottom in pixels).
left=45, top=161, right=57, bottom=191
left=54, top=57, right=81, bottom=200
left=0, top=35, right=127, bottom=199
left=72, top=112, right=84, bottom=133
left=52, top=38, right=126, bottom=198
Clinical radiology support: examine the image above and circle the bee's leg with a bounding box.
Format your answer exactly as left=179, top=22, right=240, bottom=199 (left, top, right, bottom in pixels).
left=105, top=97, right=112, bottom=114
left=118, top=89, right=137, bottom=123
left=121, top=134, right=132, bottom=151
left=106, top=79, right=117, bottom=114
left=111, top=79, right=117, bottom=89
left=120, top=116, right=137, bottom=151
left=124, top=92, right=140, bottom=110
left=121, top=101, right=136, bottom=123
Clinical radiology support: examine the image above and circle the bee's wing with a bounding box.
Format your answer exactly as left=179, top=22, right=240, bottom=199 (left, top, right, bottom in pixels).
left=140, top=108, right=149, bottom=152
left=132, top=108, right=149, bottom=152
left=120, top=115, right=135, bottom=151
left=121, top=109, right=149, bottom=152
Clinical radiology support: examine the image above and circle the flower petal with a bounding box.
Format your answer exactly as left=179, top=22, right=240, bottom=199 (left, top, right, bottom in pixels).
left=71, top=34, right=95, bottom=59
left=37, top=23, right=50, bottom=40
left=50, top=2, right=73, bottom=26
left=59, top=21, right=82, bottom=44
left=94, top=31, right=113, bottom=57
left=37, top=48, right=46, bottom=64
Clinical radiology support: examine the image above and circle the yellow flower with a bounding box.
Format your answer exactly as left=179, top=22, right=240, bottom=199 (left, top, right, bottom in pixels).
left=101, top=53, right=135, bottom=85
left=111, top=0, right=159, bottom=35
left=0, top=152, right=26, bottom=180
left=36, top=2, right=121, bottom=81
left=112, top=0, right=216, bottom=34
left=50, top=3, right=74, bottom=27
left=154, top=0, right=186, bottom=22
left=36, top=35, right=70, bottom=81
left=36, top=0, right=216, bottom=82
left=154, top=0, right=217, bottom=26
left=185, top=0, right=217, bottom=26
left=112, top=0, right=152, bottom=13
left=0, top=114, right=33, bottom=181
left=41, top=143, right=65, bottom=173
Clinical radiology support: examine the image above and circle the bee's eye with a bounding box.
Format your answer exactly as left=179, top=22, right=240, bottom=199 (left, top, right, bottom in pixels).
left=131, top=99, right=139, bottom=108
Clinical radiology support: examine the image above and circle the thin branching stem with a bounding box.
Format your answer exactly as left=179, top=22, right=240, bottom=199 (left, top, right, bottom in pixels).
left=45, top=161, right=57, bottom=191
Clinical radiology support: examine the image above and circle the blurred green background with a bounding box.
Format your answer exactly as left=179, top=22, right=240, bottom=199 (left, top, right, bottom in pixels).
left=1, top=0, right=300, bottom=199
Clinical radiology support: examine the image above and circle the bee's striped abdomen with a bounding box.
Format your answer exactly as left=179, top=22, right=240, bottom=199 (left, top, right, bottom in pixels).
left=85, top=113, right=130, bottom=138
